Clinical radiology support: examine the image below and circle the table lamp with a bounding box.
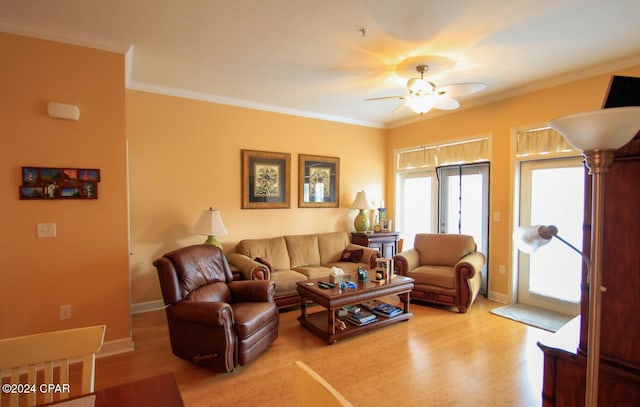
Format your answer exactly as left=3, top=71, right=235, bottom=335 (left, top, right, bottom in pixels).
left=350, top=190, right=374, bottom=233
left=192, top=207, right=229, bottom=249
left=520, top=106, right=640, bottom=407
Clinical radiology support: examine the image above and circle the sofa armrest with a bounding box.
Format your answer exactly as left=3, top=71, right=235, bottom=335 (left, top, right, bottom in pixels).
left=454, top=251, right=486, bottom=280
left=346, top=243, right=380, bottom=268
left=393, top=249, right=420, bottom=275
left=168, top=300, right=234, bottom=326
left=228, top=280, right=276, bottom=303
left=226, top=252, right=270, bottom=280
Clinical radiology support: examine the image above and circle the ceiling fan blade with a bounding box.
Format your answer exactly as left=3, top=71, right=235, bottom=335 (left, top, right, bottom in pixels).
left=433, top=95, right=460, bottom=110
left=365, top=95, right=406, bottom=101
left=437, top=82, right=486, bottom=98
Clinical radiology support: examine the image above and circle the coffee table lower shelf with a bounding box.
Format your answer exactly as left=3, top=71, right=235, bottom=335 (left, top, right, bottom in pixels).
left=297, top=310, right=412, bottom=344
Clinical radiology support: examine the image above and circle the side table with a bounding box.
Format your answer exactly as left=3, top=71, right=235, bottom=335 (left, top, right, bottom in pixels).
left=351, top=232, right=399, bottom=258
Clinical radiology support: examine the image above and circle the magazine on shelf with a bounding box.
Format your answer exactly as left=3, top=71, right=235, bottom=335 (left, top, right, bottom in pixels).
left=360, top=300, right=403, bottom=318
left=359, top=299, right=385, bottom=312
left=346, top=309, right=377, bottom=326
left=372, top=303, right=403, bottom=318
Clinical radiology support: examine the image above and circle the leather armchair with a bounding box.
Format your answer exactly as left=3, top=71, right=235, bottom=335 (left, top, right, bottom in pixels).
left=393, top=233, right=485, bottom=313
left=153, top=244, right=279, bottom=372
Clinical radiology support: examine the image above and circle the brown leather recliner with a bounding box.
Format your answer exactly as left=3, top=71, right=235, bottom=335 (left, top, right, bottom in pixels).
left=153, top=244, right=279, bottom=372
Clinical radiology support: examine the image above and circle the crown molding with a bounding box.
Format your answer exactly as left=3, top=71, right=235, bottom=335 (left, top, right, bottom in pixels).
left=127, top=80, right=385, bottom=129
left=0, top=17, right=132, bottom=54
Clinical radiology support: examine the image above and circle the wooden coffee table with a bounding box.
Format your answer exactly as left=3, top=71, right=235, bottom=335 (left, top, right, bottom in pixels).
left=296, top=275, right=414, bottom=344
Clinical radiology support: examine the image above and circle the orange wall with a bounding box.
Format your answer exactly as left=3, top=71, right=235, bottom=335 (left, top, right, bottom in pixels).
left=126, top=90, right=386, bottom=304
left=386, top=64, right=640, bottom=301
left=0, top=33, right=130, bottom=341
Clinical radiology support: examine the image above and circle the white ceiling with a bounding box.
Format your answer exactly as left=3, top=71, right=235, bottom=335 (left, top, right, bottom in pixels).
left=2, top=0, right=640, bottom=128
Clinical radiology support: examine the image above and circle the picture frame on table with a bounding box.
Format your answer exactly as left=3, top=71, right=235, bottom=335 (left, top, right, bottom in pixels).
left=298, top=154, right=340, bottom=208
left=381, top=218, right=393, bottom=232
left=242, top=149, right=291, bottom=209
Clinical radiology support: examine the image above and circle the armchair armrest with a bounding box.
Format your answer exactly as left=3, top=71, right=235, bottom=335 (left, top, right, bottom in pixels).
left=346, top=243, right=380, bottom=268
left=454, top=251, right=486, bottom=280
left=168, top=300, right=234, bottom=326
left=228, top=280, right=276, bottom=303
left=226, top=252, right=270, bottom=280
left=393, top=249, right=420, bottom=275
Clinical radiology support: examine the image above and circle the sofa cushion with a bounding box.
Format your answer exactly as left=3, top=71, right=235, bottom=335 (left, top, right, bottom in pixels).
left=284, top=234, right=320, bottom=268
left=414, top=233, right=475, bottom=266
left=236, top=236, right=291, bottom=270
left=270, top=269, right=307, bottom=294
left=340, top=248, right=364, bottom=263
left=293, top=265, right=333, bottom=280
left=317, top=231, right=350, bottom=264
left=407, top=265, right=455, bottom=289
left=322, top=261, right=367, bottom=274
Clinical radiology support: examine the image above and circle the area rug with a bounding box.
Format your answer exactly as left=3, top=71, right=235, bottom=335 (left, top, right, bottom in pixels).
left=490, top=303, right=574, bottom=333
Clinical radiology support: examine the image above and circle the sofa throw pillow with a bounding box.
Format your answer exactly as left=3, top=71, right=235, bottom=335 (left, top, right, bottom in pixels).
left=340, top=248, right=364, bottom=263
left=254, top=257, right=274, bottom=272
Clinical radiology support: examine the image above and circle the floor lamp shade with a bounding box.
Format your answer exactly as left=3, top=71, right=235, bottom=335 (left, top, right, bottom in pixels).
left=192, top=207, right=228, bottom=248
left=549, top=106, right=640, bottom=151
left=351, top=191, right=374, bottom=233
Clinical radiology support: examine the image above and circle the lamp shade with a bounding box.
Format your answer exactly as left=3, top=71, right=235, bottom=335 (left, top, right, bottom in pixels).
left=192, top=208, right=228, bottom=237
left=350, top=191, right=375, bottom=210
left=512, top=225, right=558, bottom=254
left=549, top=106, right=640, bottom=151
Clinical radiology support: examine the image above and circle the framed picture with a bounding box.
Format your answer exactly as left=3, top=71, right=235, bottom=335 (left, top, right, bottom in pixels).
left=381, top=218, right=393, bottom=232
left=298, top=154, right=340, bottom=208
left=19, top=166, right=101, bottom=200
left=242, top=150, right=291, bottom=209
left=22, top=168, right=40, bottom=185
left=78, top=169, right=100, bottom=182
left=19, top=186, right=44, bottom=199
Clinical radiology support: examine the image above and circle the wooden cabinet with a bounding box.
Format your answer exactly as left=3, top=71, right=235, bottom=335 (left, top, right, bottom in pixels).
left=538, top=135, right=640, bottom=406
left=351, top=232, right=399, bottom=259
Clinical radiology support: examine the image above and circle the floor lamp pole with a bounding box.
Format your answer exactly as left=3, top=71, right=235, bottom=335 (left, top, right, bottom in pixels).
left=583, top=149, right=614, bottom=407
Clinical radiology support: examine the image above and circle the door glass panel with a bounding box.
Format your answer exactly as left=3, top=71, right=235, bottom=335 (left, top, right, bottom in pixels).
left=518, top=158, right=583, bottom=314
left=438, top=164, right=490, bottom=295
left=398, top=175, right=434, bottom=245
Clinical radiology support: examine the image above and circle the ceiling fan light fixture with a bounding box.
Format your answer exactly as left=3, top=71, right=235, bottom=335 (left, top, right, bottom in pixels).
left=405, top=95, right=434, bottom=115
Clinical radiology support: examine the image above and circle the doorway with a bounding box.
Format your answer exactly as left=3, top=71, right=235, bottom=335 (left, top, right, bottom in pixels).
left=516, top=157, right=583, bottom=315
left=437, top=163, right=490, bottom=295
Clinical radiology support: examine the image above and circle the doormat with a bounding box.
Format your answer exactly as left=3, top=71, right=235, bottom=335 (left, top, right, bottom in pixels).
left=490, top=303, right=574, bottom=333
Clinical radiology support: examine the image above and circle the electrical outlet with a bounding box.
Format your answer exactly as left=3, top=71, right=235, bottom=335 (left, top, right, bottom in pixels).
left=59, top=304, right=71, bottom=320
left=498, top=265, right=506, bottom=275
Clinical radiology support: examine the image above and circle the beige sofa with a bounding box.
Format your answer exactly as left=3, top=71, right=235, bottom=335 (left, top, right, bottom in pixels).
left=227, top=231, right=379, bottom=308
left=393, top=233, right=485, bottom=313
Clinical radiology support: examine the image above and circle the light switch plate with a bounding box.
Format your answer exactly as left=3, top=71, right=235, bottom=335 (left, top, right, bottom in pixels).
left=37, top=223, right=56, bottom=238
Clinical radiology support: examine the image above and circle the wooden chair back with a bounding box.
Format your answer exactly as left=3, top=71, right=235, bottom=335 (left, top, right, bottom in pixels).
left=293, top=361, right=353, bottom=407
left=0, top=325, right=105, bottom=407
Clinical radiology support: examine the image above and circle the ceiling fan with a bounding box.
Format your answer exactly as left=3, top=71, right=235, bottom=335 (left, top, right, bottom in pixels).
left=365, top=64, right=486, bottom=115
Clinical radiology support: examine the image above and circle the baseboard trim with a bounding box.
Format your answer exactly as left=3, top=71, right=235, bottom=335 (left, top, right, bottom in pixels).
left=131, top=300, right=165, bottom=314
left=97, top=336, right=134, bottom=358
left=488, top=291, right=509, bottom=304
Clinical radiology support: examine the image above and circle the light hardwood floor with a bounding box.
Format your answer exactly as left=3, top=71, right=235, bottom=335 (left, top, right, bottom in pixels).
left=95, top=297, right=552, bottom=406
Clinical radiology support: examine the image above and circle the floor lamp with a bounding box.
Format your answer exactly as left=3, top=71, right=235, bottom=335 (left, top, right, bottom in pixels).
left=548, top=106, right=640, bottom=407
